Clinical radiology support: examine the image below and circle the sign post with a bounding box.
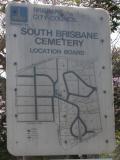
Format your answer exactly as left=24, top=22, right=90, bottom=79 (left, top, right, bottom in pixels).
left=6, top=2, right=115, bottom=156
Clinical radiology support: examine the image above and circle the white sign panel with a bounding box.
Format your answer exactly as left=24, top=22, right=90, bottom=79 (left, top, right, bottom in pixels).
left=6, top=3, right=115, bottom=156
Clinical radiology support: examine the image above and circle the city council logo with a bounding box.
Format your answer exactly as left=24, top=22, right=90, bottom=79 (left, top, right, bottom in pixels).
left=10, top=6, right=28, bottom=24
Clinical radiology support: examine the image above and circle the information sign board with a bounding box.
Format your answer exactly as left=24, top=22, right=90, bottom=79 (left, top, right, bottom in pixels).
left=6, top=2, right=115, bottom=156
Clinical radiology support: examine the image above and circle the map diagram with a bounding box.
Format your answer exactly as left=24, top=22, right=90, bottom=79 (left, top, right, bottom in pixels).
left=15, top=58, right=102, bottom=148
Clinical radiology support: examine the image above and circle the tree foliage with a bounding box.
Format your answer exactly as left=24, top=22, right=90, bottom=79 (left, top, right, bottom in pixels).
left=111, top=46, right=120, bottom=160
left=112, top=48, right=120, bottom=130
